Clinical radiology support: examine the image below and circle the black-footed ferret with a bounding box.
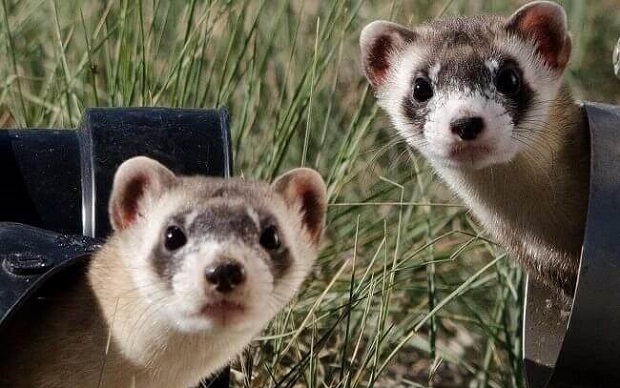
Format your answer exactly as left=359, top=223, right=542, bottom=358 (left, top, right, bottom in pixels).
left=360, top=1, right=589, bottom=297
left=0, top=156, right=327, bottom=387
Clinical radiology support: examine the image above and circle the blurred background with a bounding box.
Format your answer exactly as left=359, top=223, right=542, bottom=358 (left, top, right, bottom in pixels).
left=0, top=0, right=618, bottom=387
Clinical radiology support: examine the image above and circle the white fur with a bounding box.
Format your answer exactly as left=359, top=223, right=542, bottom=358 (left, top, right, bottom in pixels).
left=428, top=62, right=441, bottom=83
left=246, top=206, right=261, bottom=228
left=375, top=44, right=427, bottom=133
left=485, top=58, right=499, bottom=73
left=171, top=240, right=274, bottom=332
left=423, top=90, right=517, bottom=169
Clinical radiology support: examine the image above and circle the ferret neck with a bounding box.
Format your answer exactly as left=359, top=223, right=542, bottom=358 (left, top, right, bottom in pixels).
left=435, top=90, right=589, bottom=248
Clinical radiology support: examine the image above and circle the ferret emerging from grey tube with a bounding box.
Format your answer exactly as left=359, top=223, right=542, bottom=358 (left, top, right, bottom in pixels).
left=0, top=156, right=327, bottom=387
left=360, top=1, right=589, bottom=297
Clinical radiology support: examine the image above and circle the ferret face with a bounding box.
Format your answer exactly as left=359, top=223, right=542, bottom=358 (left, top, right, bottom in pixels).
left=108, top=157, right=326, bottom=334
left=360, top=1, right=572, bottom=170
left=141, top=195, right=294, bottom=332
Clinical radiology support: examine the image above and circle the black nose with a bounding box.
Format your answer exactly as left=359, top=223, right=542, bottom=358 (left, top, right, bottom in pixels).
left=205, top=262, right=246, bottom=293
left=450, top=117, right=484, bottom=140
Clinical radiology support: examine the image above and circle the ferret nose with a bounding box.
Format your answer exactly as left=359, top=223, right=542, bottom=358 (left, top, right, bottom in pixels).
left=205, top=261, right=246, bottom=293
left=450, top=117, right=484, bottom=140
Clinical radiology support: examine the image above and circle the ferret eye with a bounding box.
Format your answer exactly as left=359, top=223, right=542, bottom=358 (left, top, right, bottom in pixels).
left=412, top=77, right=433, bottom=102
left=260, top=225, right=280, bottom=251
left=495, top=67, right=521, bottom=95
left=164, top=225, right=187, bottom=251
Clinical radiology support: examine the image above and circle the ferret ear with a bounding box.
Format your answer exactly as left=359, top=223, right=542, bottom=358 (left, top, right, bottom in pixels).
left=360, top=21, right=417, bottom=87
left=505, top=1, right=571, bottom=70
left=272, top=168, right=327, bottom=247
left=109, top=156, right=176, bottom=231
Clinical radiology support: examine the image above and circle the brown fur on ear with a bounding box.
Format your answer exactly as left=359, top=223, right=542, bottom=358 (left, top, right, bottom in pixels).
left=505, top=1, right=571, bottom=69
left=272, top=168, right=327, bottom=247
left=109, top=156, right=176, bottom=231
left=360, top=21, right=417, bottom=87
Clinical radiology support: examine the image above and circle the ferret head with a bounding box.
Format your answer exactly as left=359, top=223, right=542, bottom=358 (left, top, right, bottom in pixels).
left=108, top=156, right=326, bottom=334
left=360, top=1, right=571, bottom=170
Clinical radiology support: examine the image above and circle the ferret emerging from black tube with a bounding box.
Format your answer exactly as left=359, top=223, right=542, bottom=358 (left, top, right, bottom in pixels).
left=0, top=156, right=327, bottom=388
left=360, top=1, right=590, bottom=297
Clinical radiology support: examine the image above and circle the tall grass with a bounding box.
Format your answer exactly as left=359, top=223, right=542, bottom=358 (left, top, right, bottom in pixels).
left=1, top=0, right=618, bottom=387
